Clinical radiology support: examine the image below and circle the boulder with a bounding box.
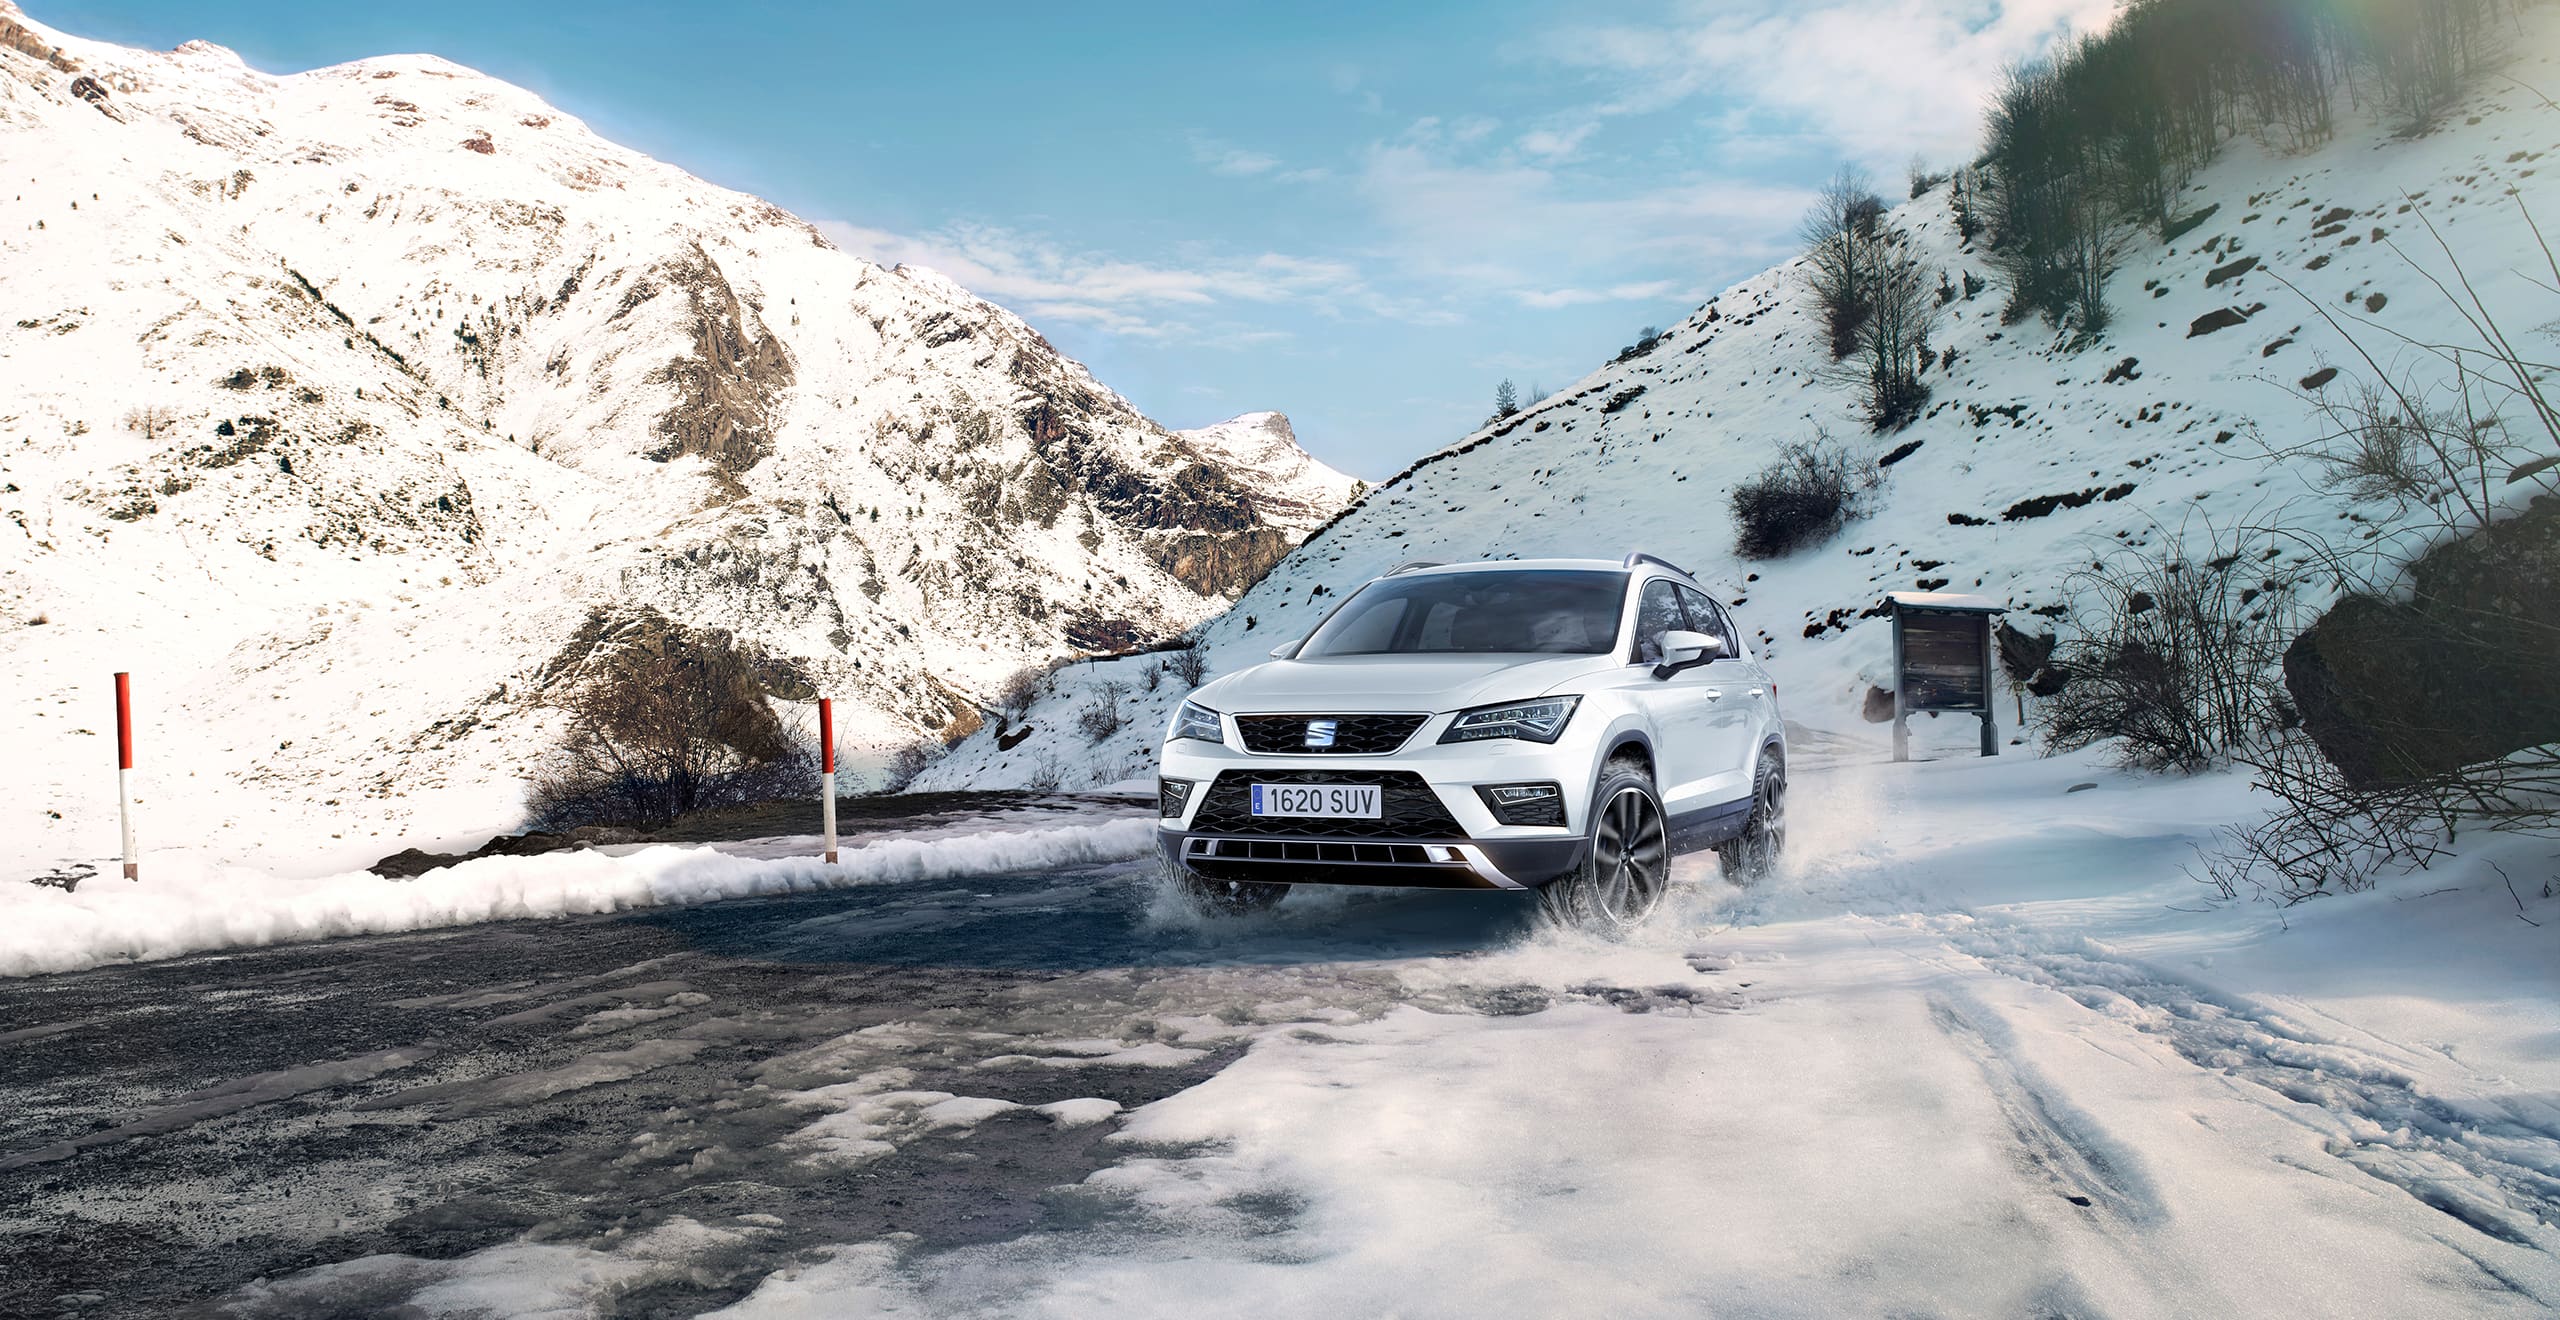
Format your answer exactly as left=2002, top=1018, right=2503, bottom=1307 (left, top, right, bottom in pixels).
left=2285, top=497, right=2560, bottom=785
left=2187, top=307, right=2250, bottom=337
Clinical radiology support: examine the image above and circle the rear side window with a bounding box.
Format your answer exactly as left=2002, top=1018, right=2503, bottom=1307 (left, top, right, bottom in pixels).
left=1633, top=580, right=1685, bottom=664
left=1676, top=585, right=1735, bottom=658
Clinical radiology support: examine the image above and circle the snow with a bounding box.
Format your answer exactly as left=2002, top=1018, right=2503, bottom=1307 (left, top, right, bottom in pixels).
left=0, top=814, right=1156, bottom=977
left=0, top=6, right=1348, bottom=881
left=731, top=752, right=2560, bottom=1317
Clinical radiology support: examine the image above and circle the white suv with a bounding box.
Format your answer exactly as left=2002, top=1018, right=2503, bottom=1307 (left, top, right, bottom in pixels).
left=1155, top=555, right=1786, bottom=929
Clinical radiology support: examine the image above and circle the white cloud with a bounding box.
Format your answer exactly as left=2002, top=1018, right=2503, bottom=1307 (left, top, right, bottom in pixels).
left=1546, top=0, right=2118, bottom=167
left=1516, top=121, right=1599, bottom=163
left=1189, top=134, right=1281, bottom=177
left=816, top=220, right=1413, bottom=338
left=1351, top=140, right=1810, bottom=296
left=1514, top=280, right=1681, bottom=310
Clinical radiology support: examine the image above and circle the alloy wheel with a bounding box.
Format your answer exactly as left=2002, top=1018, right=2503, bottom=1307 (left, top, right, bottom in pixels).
left=1590, top=785, right=1669, bottom=925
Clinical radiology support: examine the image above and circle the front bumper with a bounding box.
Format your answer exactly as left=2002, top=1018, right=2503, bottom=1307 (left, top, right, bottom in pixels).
left=1159, top=829, right=1589, bottom=890
left=1156, top=721, right=1601, bottom=890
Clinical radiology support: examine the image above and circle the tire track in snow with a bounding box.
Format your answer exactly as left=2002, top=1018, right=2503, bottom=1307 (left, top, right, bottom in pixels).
left=1952, top=929, right=2560, bottom=1289
left=1926, top=990, right=2162, bottom=1227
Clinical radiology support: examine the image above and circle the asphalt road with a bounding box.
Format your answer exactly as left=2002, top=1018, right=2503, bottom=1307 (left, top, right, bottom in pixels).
left=0, top=841, right=1543, bottom=1319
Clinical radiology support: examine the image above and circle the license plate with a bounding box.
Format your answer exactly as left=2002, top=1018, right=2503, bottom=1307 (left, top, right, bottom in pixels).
left=1249, top=783, right=1382, bottom=819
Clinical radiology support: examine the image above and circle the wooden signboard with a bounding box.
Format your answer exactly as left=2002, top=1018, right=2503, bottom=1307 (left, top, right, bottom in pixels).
left=1899, top=611, right=1989, bottom=711
left=1886, top=593, right=2005, bottom=761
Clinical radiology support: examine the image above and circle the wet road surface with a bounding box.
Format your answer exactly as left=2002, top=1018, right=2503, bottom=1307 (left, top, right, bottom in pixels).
left=0, top=852, right=1544, bottom=1318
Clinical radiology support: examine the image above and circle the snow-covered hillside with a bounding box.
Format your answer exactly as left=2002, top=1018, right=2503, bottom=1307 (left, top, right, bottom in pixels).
left=930, top=20, right=2560, bottom=792
left=0, top=3, right=1347, bottom=874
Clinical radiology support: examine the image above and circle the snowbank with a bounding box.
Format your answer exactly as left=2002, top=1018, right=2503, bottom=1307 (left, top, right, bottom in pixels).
left=0, top=817, right=1158, bottom=978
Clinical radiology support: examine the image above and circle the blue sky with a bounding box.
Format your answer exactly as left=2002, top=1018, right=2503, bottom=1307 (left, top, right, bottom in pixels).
left=47, top=0, right=2108, bottom=478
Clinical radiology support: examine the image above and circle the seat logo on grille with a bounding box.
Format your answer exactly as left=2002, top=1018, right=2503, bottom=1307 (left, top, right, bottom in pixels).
left=1304, top=719, right=1338, bottom=749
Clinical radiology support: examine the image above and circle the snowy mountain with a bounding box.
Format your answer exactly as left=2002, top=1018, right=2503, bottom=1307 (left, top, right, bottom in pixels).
left=926, top=17, right=2560, bottom=794
left=1173, top=412, right=1362, bottom=525
left=0, top=3, right=1346, bottom=873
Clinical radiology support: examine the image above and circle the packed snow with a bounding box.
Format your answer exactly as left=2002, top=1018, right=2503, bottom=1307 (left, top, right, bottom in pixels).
left=0, top=813, right=1154, bottom=977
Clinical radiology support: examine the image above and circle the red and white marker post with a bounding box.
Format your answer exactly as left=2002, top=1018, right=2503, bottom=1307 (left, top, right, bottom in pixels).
left=818, top=697, right=838, bottom=864
left=114, top=671, right=138, bottom=881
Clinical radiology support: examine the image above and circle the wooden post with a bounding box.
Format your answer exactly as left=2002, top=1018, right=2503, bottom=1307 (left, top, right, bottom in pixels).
left=1979, top=613, right=1999, bottom=757
left=1890, top=610, right=1910, bottom=763
left=819, top=698, right=838, bottom=863
left=114, top=671, right=137, bottom=881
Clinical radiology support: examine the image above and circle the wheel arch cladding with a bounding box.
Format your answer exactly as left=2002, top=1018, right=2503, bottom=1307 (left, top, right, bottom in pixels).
left=1603, top=730, right=1656, bottom=774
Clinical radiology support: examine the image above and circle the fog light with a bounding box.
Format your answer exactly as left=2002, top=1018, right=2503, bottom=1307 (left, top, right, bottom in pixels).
left=1159, top=777, right=1195, bottom=818
left=1476, top=781, right=1566, bottom=827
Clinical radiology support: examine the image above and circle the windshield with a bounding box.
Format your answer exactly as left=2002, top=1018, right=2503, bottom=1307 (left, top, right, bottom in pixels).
left=1296, top=569, right=1628, bottom=657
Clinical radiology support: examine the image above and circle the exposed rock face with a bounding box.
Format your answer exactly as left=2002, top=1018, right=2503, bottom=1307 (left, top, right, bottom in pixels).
left=1150, top=525, right=1299, bottom=600
left=642, top=248, right=795, bottom=480
left=2285, top=498, right=2560, bottom=785
left=0, top=6, right=77, bottom=72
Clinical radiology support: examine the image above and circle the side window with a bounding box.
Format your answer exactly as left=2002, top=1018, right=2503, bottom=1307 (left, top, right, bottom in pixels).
left=1633, top=580, right=1684, bottom=664
left=1676, top=586, right=1732, bottom=659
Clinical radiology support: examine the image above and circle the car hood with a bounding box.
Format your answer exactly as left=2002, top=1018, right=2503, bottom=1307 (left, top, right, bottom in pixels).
left=1194, top=653, right=1617, bottom=714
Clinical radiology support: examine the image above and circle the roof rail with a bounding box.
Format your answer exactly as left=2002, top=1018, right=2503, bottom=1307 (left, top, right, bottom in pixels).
left=1622, top=551, right=1690, bottom=577
left=1384, top=559, right=1447, bottom=577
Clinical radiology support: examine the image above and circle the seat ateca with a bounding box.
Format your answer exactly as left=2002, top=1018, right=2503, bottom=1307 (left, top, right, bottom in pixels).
left=1154, top=555, right=1786, bottom=929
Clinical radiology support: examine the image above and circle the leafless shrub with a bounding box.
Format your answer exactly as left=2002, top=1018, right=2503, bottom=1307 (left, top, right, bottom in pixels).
left=1165, top=641, right=1209, bottom=688
left=1075, top=680, right=1131, bottom=743
left=993, top=664, right=1047, bottom=725
left=1729, top=431, right=1880, bottom=559
left=527, top=616, right=806, bottom=830
left=882, top=740, right=938, bottom=792
left=2038, top=537, right=2294, bottom=772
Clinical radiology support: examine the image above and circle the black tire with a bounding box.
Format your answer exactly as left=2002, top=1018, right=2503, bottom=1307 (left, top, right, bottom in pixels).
left=1169, top=862, right=1289, bottom=914
left=1716, top=752, right=1786, bottom=883
left=1538, top=757, right=1670, bottom=934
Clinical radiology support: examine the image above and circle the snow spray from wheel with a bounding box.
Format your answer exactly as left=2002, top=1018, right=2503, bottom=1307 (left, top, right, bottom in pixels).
left=114, top=671, right=137, bottom=881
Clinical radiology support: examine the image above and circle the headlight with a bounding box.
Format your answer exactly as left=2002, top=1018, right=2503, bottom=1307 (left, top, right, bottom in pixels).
left=1168, top=700, right=1225, bottom=745
left=1439, top=695, right=1581, bottom=744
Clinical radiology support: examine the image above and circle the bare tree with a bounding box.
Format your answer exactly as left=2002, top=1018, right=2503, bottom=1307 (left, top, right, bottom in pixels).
left=1834, top=230, right=1944, bottom=429
left=1798, top=165, right=1889, bottom=360
left=124, top=404, right=178, bottom=440
left=1165, top=642, right=1209, bottom=688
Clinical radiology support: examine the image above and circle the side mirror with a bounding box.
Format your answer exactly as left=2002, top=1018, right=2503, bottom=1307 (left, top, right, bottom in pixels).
left=1269, top=639, right=1301, bottom=659
left=1652, top=629, right=1723, bottom=679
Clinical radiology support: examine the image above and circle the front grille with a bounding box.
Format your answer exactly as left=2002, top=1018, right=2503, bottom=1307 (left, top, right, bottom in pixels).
left=1234, top=713, right=1429, bottom=755
left=1188, top=769, right=1463, bottom=839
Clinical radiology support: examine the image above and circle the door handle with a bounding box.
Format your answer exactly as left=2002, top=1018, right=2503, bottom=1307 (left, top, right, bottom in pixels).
left=1704, top=688, right=1724, bottom=701
left=1746, top=688, right=1764, bottom=697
